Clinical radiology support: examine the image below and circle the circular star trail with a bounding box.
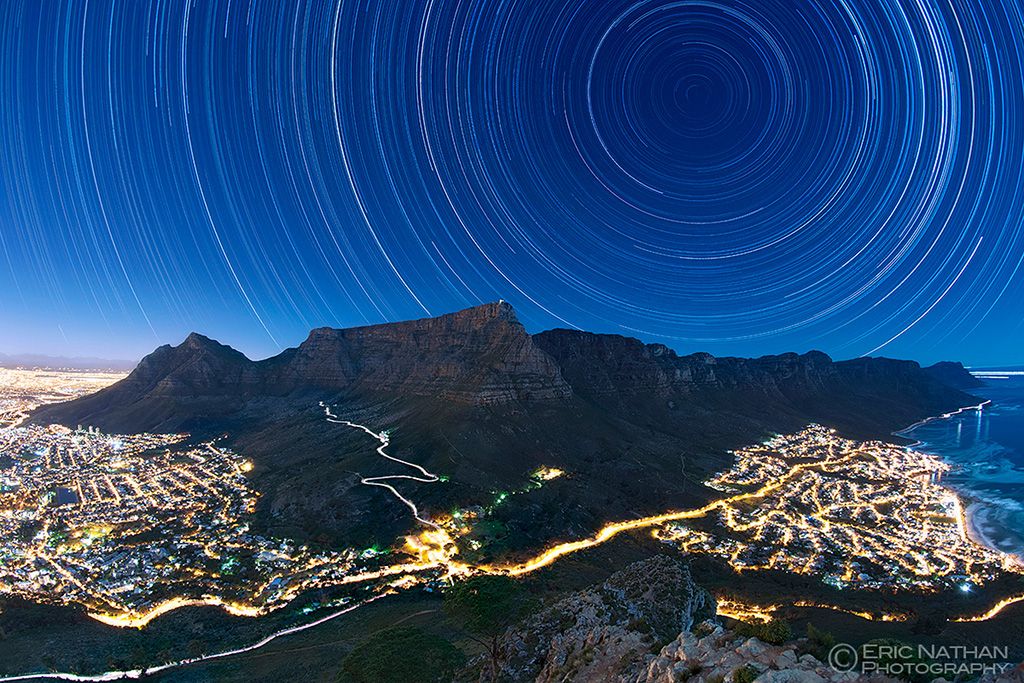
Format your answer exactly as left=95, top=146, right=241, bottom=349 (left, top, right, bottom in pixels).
left=1, top=0, right=1023, bottom=363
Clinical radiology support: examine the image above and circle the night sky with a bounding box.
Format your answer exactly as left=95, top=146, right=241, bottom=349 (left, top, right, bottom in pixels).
left=2, top=0, right=1023, bottom=366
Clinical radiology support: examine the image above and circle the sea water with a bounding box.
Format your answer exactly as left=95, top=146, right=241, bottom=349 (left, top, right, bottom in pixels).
left=900, top=372, right=1024, bottom=557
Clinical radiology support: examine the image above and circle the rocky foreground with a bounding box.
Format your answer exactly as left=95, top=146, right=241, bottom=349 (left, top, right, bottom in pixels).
left=643, top=630, right=1016, bottom=683
left=495, top=556, right=716, bottom=681
left=640, top=624, right=862, bottom=683
left=480, top=557, right=1023, bottom=683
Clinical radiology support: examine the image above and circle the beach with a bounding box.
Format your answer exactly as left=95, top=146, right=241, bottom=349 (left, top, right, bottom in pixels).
left=963, top=500, right=1022, bottom=567
left=901, top=374, right=1024, bottom=564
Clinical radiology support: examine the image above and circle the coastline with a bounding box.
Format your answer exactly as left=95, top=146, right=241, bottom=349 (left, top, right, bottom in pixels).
left=892, top=399, right=991, bottom=444
left=962, top=500, right=1005, bottom=559
left=963, top=497, right=1024, bottom=569
left=895, top=399, right=1023, bottom=563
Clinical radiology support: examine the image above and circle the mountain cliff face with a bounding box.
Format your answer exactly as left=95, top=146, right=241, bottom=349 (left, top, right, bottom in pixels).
left=262, top=301, right=570, bottom=403
left=531, top=329, right=971, bottom=438
left=33, top=302, right=976, bottom=437
left=29, top=303, right=980, bottom=548
left=533, top=330, right=841, bottom=400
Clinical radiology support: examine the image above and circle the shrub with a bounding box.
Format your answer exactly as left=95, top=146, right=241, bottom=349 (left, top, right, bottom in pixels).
left=733, top=618, right=792, bottom=645
left=803, top=623, right=835, bottom=661
left=732, top=664, right=759, bottom=683
left=444, top=575, right=536, bottom=682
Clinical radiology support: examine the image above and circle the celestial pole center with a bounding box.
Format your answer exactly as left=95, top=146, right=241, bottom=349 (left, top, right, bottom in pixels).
left=1, top=0, right=1022, bottom=365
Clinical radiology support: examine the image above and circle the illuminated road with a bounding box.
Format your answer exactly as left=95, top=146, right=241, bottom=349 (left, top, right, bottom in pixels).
left=488, top=437, right=850, bottom=576
left=0, top=594, right=389, bottom=682
left=952, top=593, right=1024, bottom=622
left=4, top=413, right=1024, bottom=681
left=894, top=400, right=992, bottom=438
left=323, top=403, right=441, bottom=529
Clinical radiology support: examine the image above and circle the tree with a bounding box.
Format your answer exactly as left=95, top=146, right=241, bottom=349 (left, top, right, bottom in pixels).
left=803, top=622, right=836, bottom=661
left=759, top=618, right=792, bottom=645
left=733, top=618, right=791, bottom=645
left=443, top=575, right=534, bottom=682
left=340, top=627, right=464, bottom=683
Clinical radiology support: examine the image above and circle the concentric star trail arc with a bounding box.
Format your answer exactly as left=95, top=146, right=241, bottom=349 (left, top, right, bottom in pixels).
left=1, top=0, right=1022, bottom=365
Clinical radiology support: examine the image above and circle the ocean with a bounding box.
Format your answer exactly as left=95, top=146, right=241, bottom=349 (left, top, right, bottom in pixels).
left=901, top=372, right=1024, bottom=558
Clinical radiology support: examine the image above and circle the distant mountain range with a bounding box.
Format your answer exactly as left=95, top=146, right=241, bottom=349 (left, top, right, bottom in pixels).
left=30, top=302, right=983, bottom=549
left=0, top=351, right=136, bottom=372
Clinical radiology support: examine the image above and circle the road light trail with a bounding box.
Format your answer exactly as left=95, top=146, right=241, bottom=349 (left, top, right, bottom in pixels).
left=0, top=594, right=389, bottom=682
left=952, top=593, right=1024, bottom=622
left=489, top=448, right=849, bottom=576
left=322, top=403, right=441, bottom=529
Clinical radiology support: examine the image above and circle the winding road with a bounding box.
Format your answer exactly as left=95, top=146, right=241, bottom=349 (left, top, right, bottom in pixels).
left=322, top=403, right=441, bottom=529
left=3, top=405, right=1023, bottom=682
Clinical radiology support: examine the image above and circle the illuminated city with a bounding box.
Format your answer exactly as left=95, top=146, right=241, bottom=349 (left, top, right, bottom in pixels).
left=2, top=370, right=1022, bottom=641
left=0, top=372, right=456, bottom=628
left=656, top=425, right=1020, bottom=592
left=0, top=367, right=125, bottom=428
left=0, top=422, right=373, bottom=626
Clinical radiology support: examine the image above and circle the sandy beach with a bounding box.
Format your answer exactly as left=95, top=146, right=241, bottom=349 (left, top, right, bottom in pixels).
left=898, top=383, right=1024, bottom=568
left=964, top=499, right=1024, bottom=567
left=965, top=501, right=999, bottom=549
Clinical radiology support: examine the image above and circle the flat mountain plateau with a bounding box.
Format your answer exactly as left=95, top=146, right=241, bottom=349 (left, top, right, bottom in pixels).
left=31, top=302, right=980, bottom=553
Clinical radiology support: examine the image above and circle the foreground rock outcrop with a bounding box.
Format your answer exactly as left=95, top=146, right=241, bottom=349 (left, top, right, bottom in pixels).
left=638, top=624, right=859, bottom=683
left=479, top=557, right=1024, bottom=683
left=492, top=556, right=715, bottom=682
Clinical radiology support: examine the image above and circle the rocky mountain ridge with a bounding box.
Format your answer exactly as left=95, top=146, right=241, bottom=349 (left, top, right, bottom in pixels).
left=27, top=303, right=984, bottom=549
left=32, top=302, right=977, bottom=434
left=263, top=301, right=571, bottom=403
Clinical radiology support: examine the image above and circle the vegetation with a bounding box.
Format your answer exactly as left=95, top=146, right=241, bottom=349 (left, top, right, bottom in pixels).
left=733, top=618, right=792, bottom=645
left=732, top=664, right=759, bottom=683
left=802, top=622, right=836, bottom=662
left=443, top=575, right=535, bottom=682
left=340, top=626, right=464, bottom=683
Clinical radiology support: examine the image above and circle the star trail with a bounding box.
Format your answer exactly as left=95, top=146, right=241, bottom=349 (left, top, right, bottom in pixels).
left=1, top=0, right=1023, bottom=364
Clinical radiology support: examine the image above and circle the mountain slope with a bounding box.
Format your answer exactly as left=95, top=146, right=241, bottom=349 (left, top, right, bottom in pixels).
left=923, top=360, right=986, bottom=389
left=29, top=303, right=979, bottom=548
left=32, top=302, right=570, bottom=431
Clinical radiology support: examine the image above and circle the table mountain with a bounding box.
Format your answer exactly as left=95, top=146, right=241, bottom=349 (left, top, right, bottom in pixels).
left=30, top=302, right=979, bottom=548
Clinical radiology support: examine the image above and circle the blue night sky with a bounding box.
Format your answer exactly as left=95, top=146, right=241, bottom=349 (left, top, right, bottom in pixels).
left=1, top=0, right=1023, bottom=366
